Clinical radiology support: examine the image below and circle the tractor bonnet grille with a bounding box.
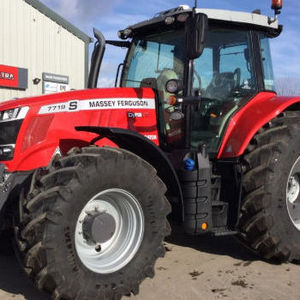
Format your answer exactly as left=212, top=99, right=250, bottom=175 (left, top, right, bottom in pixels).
left=0, top=120, right=23, bottom=161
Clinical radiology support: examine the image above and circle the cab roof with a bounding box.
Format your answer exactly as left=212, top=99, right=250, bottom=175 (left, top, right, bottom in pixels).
left=196, top=8, right=278, bottom=30
left=120, top=5, right=281, bottom=38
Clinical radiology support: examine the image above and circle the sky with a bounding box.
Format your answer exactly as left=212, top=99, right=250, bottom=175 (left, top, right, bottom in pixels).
left=42, top=0, right=300, bottom=89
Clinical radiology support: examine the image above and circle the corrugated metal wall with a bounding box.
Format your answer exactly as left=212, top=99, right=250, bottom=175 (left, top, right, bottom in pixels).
left=0, top=0, right=86, bottom=101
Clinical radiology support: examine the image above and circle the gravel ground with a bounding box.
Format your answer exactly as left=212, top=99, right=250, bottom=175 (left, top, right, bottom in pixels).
left=0, top=225, right=299, bottom=300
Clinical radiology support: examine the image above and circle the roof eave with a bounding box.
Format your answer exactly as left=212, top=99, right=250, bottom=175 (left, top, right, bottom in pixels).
left=123, top=7, right=280, bottom=36
left=24, top=0, right=92, bottom=44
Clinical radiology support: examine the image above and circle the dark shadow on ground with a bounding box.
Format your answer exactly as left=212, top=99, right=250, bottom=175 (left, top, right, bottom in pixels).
left=166, top=222, right=260, bottom=262
left=0, top=235, right=49, bottom=300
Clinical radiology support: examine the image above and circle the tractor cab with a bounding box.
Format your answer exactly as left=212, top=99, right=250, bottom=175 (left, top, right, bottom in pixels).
left=85, top=3, right=284, bottom=236
left=113, top=5, right=281, bottom=154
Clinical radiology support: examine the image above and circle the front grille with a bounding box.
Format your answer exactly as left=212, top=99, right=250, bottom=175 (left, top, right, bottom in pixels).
left=0, top=120, right=23, bottom=161
left=0, top=120, right=22, bottom=145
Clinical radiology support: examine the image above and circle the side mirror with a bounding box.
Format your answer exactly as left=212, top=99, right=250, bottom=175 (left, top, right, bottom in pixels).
left=185, top=13, right=208, bottom=60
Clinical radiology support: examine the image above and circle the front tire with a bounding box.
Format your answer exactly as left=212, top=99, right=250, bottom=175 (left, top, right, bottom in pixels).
left=15, top=146, right=171, bottom=299
left=239, top=111, right=300, bottom=262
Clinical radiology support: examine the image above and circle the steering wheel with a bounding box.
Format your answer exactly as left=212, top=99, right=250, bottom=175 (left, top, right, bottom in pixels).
left=233, top=68, right=241, bottom=88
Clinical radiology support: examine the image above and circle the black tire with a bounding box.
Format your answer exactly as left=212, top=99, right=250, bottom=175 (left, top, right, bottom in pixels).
left=238, top=111, right=300, bottom=262
left=15, top=146, right=171, bottom=299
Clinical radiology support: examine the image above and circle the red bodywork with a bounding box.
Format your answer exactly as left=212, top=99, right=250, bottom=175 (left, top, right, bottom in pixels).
left=218, top=92, right=300, bottom=158
left=1, top=88, right=300, bottom=172
left=0, top=88, right=159, bottom=172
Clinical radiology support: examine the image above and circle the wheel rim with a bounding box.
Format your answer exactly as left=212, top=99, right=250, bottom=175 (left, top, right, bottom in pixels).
left=286, top=156, right=300, bottom=231
left=75, top=188, right=144, bottom=274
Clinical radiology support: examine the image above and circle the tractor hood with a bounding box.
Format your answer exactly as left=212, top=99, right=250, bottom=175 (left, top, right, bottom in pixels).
left=0, top=87, right=159, bottom=172
left=0, top=87, right=155, bottom=111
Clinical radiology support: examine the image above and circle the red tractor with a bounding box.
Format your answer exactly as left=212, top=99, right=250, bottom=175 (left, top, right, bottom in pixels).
left=0, top=0, right=299, bottom=299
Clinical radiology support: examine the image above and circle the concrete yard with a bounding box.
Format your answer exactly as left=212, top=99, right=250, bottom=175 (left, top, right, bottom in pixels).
left=0, top=226, right=299, bottom=300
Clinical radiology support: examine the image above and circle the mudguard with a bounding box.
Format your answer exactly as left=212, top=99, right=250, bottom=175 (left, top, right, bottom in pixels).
left=218, top=92, right=300, bottom=159
left=76, top=126, right=184, bottom=220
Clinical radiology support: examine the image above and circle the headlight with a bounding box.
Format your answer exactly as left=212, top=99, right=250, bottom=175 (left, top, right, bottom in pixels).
left=1, top=108, right=20, bottom=121
left=165, top=16, right=175, bottom=25
left=177, top=13, right=189, bottom=22
left=0, top=106, right=29, bottom=122
left=166, top=79, right=179, bottom=94
left=0, top=145, right=15, bottom=161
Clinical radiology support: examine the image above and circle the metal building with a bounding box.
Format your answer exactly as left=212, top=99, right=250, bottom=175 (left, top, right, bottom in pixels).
left=0, top=0, right=92, bottom=102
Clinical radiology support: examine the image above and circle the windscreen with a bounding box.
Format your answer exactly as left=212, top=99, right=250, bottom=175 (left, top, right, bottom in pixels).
left=121, top=30, right=185, bottom=147
left=121, top=30, right=185, bottom=88
left=122, top=26, right=259, bottom=153
left=191, top=28, right=258, bottom=152
left=259, top=33, right=275, bottom=91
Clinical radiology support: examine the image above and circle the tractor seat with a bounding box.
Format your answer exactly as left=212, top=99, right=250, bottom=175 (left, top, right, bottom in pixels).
left=204, top=72, right=235, bottom=101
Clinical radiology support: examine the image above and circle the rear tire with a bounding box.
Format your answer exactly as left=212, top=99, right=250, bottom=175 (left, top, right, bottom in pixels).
left=239, top=111, right=300, bottom=262
left=15, top=146, right=171, bottom=299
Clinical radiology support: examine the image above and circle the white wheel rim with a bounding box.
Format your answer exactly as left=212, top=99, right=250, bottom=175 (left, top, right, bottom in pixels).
left=286, top=156, right=300, bottom=231
left=75, top=188, right=144, bottom=274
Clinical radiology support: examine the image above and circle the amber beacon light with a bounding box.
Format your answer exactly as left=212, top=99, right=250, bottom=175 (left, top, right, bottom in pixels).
left=271, top=0, right=283, bottom=13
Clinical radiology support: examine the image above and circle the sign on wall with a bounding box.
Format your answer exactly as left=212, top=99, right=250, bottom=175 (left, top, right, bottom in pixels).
left=0, top=64, right=28, bottom=90
left=43, top=72, right=70, bottom=94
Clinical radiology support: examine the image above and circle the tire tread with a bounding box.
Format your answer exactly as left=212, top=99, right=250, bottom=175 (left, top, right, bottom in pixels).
left=239, top=111, right=300, bottom=262
left=15, top=146, right=170, bottom=299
